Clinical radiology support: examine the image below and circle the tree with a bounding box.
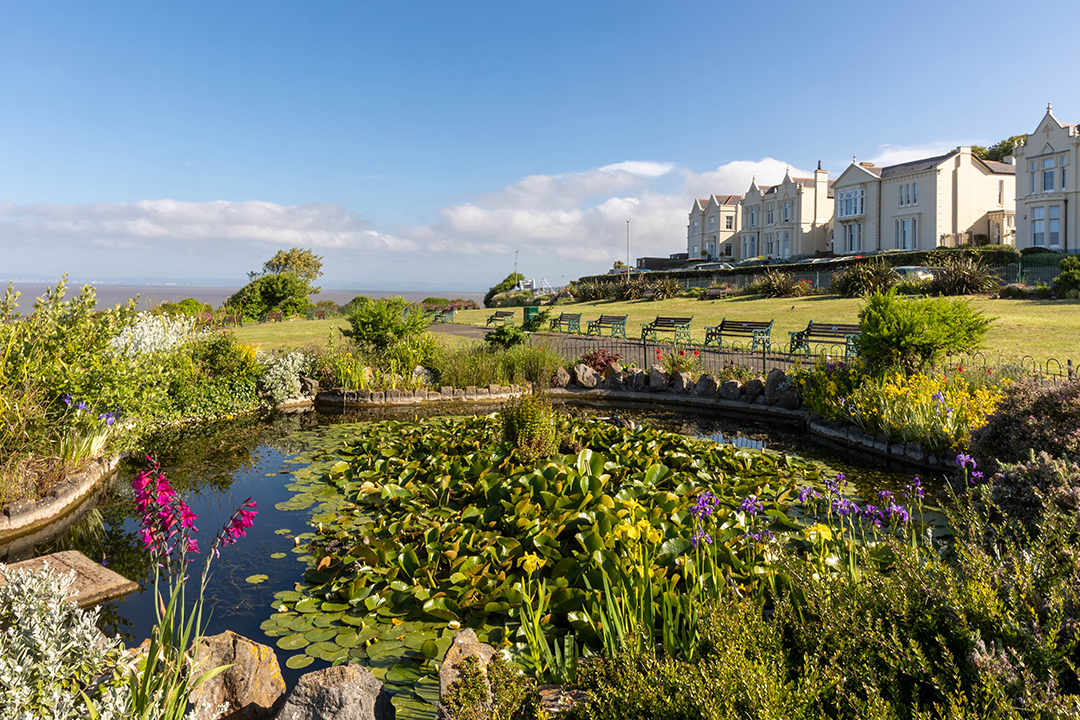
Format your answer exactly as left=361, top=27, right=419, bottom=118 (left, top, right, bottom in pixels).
left=971, top=135, right=1027, bottom=162
left=484, top=273, right=525, bottom=308
left=226, top=273, right=312, bottom=321
left=262, top=248, right=324, bottom=292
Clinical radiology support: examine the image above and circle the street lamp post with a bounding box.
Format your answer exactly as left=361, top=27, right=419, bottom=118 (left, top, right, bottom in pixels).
left=625, top=219, right=632, bottom=284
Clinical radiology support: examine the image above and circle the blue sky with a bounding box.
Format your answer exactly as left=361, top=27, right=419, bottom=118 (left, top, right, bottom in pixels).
left=2, top=0, right=1078, bottom=292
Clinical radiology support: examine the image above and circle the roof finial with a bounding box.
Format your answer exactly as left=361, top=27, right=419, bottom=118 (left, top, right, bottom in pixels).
left=817, top=160, right=822, bottom=171
left=853, top=154, right=857, bottom=164
left=1048, top=102, right=1054, bottom=113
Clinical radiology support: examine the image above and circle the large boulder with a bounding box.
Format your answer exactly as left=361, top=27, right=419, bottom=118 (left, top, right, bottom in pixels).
left=694, top=373, right=720, bottom=397
left=763, top=368, right=800, bottom=409
left=718, top=379, right=742, bottom=400
left=553, top=366, right=571, bottom=388
left=672, top=371, right=693, bottom=394
left=439, top=629, right=496, bottom=702
left=744, top=377, right=765, bottom=404
left=573, top=364, right=600, bottom=389
left=627, top=368, right=646, bottom=391
left=191, top=630, right=286, bottom=720
left=648, top=367, right=669, bottom=393
left=274, top=664, right=394, bottom=720
left=602, top=361, right=623, bottom=389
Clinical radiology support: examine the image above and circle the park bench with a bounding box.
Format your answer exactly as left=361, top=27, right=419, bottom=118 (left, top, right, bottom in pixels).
left=432, top=309, right=455, bottom=324
left=486, top=310, right=515, bottom=327
left=586, top=314, right=628, bottom=339
left=549, top=312, right=581, bottom=333
left=641, top=316, right=694, bottom=345
left=222, top=314, right=242, bottom=327
left=789, top=321, right=862, bottom=360
left=701, top=286, right=734, bottom=300
left=314, top=310, right=326, bottom=320
left=703, top=318, right=773, bottom=352
left=264, top=312, right=283, bottom=323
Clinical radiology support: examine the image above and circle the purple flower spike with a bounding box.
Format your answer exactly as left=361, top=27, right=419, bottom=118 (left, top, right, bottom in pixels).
left=738, top=495, right=763, bottom=515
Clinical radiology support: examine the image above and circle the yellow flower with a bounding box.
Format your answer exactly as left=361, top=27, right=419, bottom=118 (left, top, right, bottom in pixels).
left=646, top=527, right=662, bottom=544
left=519, top=552, right=545, bottom=573
left=804, top=523, right=833, bottom=543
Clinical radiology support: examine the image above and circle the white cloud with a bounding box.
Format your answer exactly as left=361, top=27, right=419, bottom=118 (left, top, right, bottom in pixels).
left=682, top=158, right=814, bottom=199
left=865, top=142, right=958, bottom=167
left=597, top=161, right=676, bottom=177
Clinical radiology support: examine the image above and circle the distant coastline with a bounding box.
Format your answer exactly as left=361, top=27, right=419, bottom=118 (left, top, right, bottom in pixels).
left=4, top=283, right=486, bottom=314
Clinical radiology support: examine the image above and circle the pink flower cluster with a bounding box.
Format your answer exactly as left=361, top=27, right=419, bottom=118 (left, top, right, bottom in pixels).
left=221, top=499, right=258, bottom=548
left=132, top=459, right=200, bottom=558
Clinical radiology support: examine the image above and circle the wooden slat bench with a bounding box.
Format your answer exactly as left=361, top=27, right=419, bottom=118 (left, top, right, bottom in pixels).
left=265, top=312, right=283, bottom=323
left=486, top=310, right=515, bottom=327
left=549, top=312, right=581, bottom=333
left=586, top=314, right=628, bottom=339
left=222, top=314, right=242, bottom=327
left=789, top=321, right=862, bottom=360
left=314, top=310, right=326, bottom=320
left=432, top=309, right=455, bottom=324
left=641, top=316, right=694, bottom=345
left=703, top=318, right=773, bottom=352
left=701, top=286, right=734, bottom=301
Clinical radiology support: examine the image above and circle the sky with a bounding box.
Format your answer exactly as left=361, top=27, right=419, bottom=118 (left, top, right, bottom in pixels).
left=2, top=1, right=1079, bottom=293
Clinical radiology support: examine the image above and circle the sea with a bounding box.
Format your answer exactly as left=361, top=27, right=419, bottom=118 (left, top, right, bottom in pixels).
left=3, top=283, right=485, bottom=314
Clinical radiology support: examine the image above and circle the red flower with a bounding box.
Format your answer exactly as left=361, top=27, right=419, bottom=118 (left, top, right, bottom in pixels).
left=679, top=349, right=685, bottom=356
left=694, top=350, right=700, bottom=356
left=957, top=364, right=964, bottom=372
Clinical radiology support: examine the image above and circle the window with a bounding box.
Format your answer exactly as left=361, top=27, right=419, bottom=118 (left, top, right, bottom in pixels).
left=895, top=218, right=917, bottom=250
left=725, top=215, right=733, bottom=230
left=1050, top=206, right=1060, bottom=248
left=742, top=235, right=758, bottom=258
left=838, top=189, right=864, bottom=218
left=1031, top=160, right=1038, bottom=194
left=783, top=201, right=790, bottom=222
left=692, top=220, right=699, bottom=234
left=998, top=180, right=1004, bottom=206
left=1044, top=158, right=1055, bottom=192
left=750, top=208, right=757, bottom=228
left=766, top=204, right=774, bottom=225
left=898, top=182, right=918, bottom=207
left=724, top=243, right=732, bottom=257
left=765, top=233, right=774, bottom=256
left=782, top=231, right=791, bottom=258
left=692, top=244, right=698, bottom=257
left=843, top=223, right=862, bottom=253
left=708, top=217, right=715, bottom=232
left=1062, top=155, right=1069, bottom=191
left=1032, top=207, right=1045, bottom=246
left=912, top=182, right=917, bottom=204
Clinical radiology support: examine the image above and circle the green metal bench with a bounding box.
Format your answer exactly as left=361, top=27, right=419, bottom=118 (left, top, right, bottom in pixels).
left=789, top=321, right=861, bottom=360
left=586, top=314, right=628, bottom=339
left=703, top=318, right=773, bottom=352
left=641, top=316, right=693, bottom=345
left=486, top=310, right=515, bottom=327
left=432, top=309, right=455, bottom=324
left=549, top=312, right=581, bottom=333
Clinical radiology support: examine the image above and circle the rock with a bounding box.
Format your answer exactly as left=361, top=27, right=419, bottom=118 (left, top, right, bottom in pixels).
left=553, top=366, right=571, bottom=388
left=672, top=371, right=693, bottom=394
left=694, top=374, right=720, bottom=396
left=627, top=368, right=646, bottom=391
left=648, top=367, right=668, bottom=392
left=602, top=361, right=623, bottom=389
left=775, top=386, right=800, bottom=410
left=275, top=664, right=394, bottom=720
left=191, top=630, right=286, bottom=720
left=762, top=368, right=786, bottom=405
left=574, top=364, right=599, bottom=389
left=763, top=368, right=800, bottom=410
left=744, top=377, right=765, bottom=404
left=412, top=365, right=436, bottom=385
left=439, top=629, right=495, bottom=702
left=718, top=379, right=742, bottom=400
left=298, top=376, right=318, bottom=396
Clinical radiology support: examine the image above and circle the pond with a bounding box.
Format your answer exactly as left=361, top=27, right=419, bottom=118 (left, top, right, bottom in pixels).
left=15, top=402, right=935, bottom=718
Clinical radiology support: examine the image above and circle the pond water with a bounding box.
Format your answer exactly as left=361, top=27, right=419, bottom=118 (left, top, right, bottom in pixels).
left=16, top=402, right=931, bottom=717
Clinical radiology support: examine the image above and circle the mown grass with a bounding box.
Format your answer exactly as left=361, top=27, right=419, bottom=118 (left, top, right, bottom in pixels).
left=228, top=297, right=1080, bottom=364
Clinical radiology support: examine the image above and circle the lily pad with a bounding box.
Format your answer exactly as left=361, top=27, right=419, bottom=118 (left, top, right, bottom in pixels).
left=274, top=528, right=292, bottom=535
left=286, top=653, right=314, bottom=670
left=385, top=660, right=423, bottom=686
left=245, top=574, right=269, bottom=585
left=270, top=553, right=287, bottom=559
left=277, top=633, right=310, bottom=651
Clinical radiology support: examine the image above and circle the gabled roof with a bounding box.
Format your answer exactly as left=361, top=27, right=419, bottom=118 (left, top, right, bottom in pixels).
left=710, top=194, right=742, bottom=206
left=879, top=153, right=953, bottom=179
left=694, top=199, right=709, bottom=211
left=979, top=159, right=1016, bottom=175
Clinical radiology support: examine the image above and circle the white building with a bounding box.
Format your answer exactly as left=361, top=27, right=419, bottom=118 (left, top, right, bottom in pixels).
left=1014, top=104, right=1079, bottom=253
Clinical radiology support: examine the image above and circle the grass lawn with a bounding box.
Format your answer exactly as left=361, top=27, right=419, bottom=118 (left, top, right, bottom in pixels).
left=226, top=296, right=1080, bottom=364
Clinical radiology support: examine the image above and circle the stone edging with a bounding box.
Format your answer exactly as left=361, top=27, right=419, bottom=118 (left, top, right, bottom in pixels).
left=315, top=384, right=525, bottom=408
left=0, top=455, right=124, bottom=538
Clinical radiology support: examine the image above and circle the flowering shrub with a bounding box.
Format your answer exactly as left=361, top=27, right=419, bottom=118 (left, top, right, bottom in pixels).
left=111, top=313, right=206, bottom=359
left=0, top=563, right=130, bottom=719
left=654, top=347, right=701, bottom=376
left=793, top=357, right=866, bottom=416
left=578, top=348, right=622, bottom=374
left=258, top=351, right=314, bottom=403
left=970, top=377, right=1080, bottom=467
left=56, top=393, right=118, bottom=467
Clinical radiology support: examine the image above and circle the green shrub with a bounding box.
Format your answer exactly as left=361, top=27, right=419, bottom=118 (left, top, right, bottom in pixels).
left=829, top=258, right=898, bottom=298
left=485, top=273, right=525, bottom=308
left=226, top=272, right=312, bottom=321
left=648, top=277, right=682, bottom=301
left=341, top=296, right=430, bottom=354
left=485, top=324, right=529, bottom=350
left=522, top=309, right=551, bottom=332
left=1056, top=255, right=1080, bottom=297
left=998, top=283, right=1030, bottom=299
left=744, top=269, right=808, bottom=298
left=969, top=378, right=1080, bottom=468
left=618, top=276, right=649, bottom=301
left=856, top=290, right=993, bottom=374
left=441, top=653, right=544, bottom=720
left=501, top=393, right=561, bottom=462
left=927, top=255, right=1000, bottom=296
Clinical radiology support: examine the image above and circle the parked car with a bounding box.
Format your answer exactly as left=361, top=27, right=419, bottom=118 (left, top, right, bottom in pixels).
left=893, top=266, right=934, bottom=281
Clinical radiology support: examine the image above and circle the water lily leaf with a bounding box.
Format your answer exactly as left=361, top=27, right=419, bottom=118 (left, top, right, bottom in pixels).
left=386, top=660, right=422, bottom=685
left=304, top=628, right=337, bottom=643
left=294, top=598, right=320, bottom=613
left=245, top=574, right=269, bottom=585
left=277, top=633, right=310, bottom=651
left=322, top=601, right=349, bottom=612
left=286, top=654, right=314, bottom=670
left=336, top=628, right=361, bottom=648
left=274, top=528, right=292, bottom=535
left=422, top=597, right=461, bottom=622
left=270, top=553, right=287, bottom=559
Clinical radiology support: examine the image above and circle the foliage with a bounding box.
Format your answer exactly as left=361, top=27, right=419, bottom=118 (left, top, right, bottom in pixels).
left=259, top=351, right=314, bottom=403
left=226, top=272, right=312, bottom=322
left=341, top=296, right=430, bottom=354
left=654, top=347, right=701, bottom=376
left=648, top=277, right=682, bottom=301
left=856, top=290, right=993, bottom=374
left=0, top=563, right=129, bottom=719
left=985, top=450, right=1080, bottom=530
left=577, top=349, right=622, bottom=375
left=569, top=280, right=618, bottom=303
left=485, top=273, right=526, bottom=309
left=971, top=134, right=1027, bottom=162
left=261, top=247, right=324, bottom=288
left=744, top=269, right=810, bottom=298
left=485, top=324, right=530, bottom=350
left=268, top=416, right=826, bottom=669
left=501, top=393, right=562, bottom=463
left=428, top=345, right=563, bottom=389
left=829, top=258, right=898, bottom=298
left=998, top=283, right=1030, bottom=299
left=970, top=378, right=1080, bottom=468
left=111, top=314, right=206, bottom=359
left=618, top=276, right=650, bottom=302
left=793, top=357, right=866, bottom=417
left=927, top=255, right=1001, bottom=296
left=440, top=654, right=545, bottom=720
left=1057, top=255, right=1080, bottom=298
left=155, top=298, right=211, bottom=317
left=521, top=309, right=550, bottom=333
